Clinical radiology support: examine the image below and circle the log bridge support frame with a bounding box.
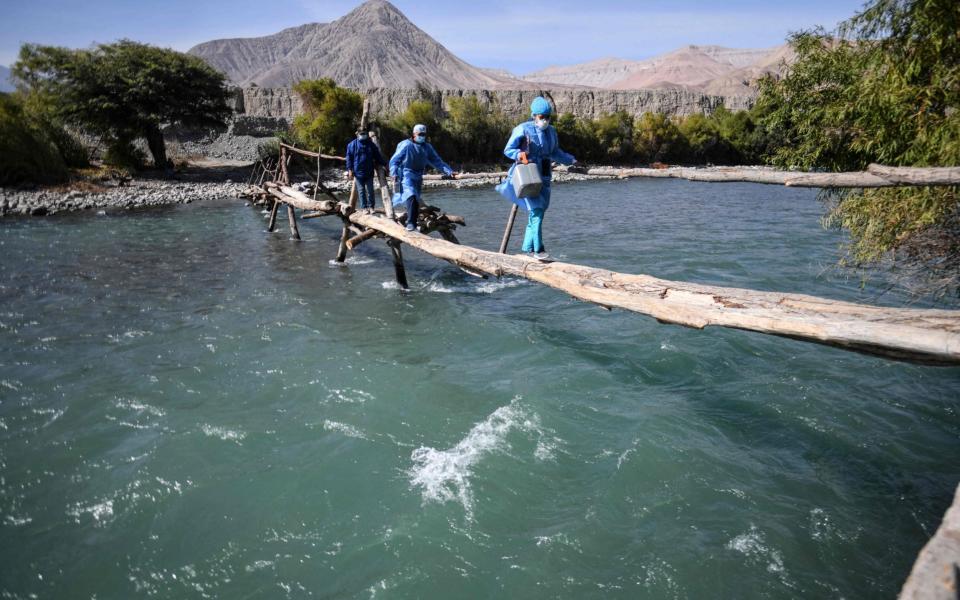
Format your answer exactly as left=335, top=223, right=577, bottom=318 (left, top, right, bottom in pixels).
left=245, top=144, right=960, bottom=366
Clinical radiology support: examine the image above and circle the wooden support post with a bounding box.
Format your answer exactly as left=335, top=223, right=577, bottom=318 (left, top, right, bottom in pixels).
left=336, top=219, right=350, bottom=262
left=376, top=167, right=395, bottom=219
left=280, top=147, right=290, bottom=185
left=387, top=239, right=409, bottom=289
left=347, top=175, right=358, bottom=210
left=499, top=204, right=519, bottom=254
left=370, top=130, right=395, bottom=219
left=267, top=200, right=280, bottom=232
left=287, top=205, right=301, bottom=240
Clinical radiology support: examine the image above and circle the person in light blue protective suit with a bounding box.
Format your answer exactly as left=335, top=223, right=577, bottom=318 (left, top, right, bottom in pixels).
left=389, top=124, right=456, bottom=231
left=496, top=96, right=576, bottom=261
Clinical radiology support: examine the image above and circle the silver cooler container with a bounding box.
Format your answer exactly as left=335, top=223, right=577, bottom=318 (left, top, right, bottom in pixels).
left=511, top=162, right=542, bottom=198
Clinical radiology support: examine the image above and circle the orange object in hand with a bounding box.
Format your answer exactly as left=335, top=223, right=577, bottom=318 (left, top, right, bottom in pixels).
left=518, top=151, right=528, bottom=164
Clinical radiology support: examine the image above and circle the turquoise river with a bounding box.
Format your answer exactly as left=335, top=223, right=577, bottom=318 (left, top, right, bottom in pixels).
left=1, top=178, right=958, bottom=598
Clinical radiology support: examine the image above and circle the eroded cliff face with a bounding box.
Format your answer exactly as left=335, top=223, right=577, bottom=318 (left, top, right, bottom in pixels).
left=236, top=86, right=754, bottom=125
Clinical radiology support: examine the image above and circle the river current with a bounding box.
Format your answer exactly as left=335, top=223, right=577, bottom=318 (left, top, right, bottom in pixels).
left=1, top=179, right=958, bottom=598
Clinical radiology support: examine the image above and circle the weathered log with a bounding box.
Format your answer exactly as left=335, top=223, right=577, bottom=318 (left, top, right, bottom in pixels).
left=387, top=239, right=409, bottom=289
left=868, top=164, right=960, bottom=186
left=264, top=183, right=337, bottom=212
left=348, top=178, right=358, bottom=210
left=367, top=130, right=395, bottom=219
left=375, top=166, right=394, bottom=219
left=499, top=204, right=519, bottom=254
left=552, top=165, right=960, bottom=188
left=267, top=200, right=279, bottom=232
left=287, top=205, right=301, bottom=241
left=899, top=483, right=960, bottom=599
left=783, top=172, right=893, bottom=188
left=342, top=209, right=960, bottom=365
left=279, top=142, right=346, bottom=163
left=345, top=228, right=380, bottom=250
left=335, top=218, right=350, bottom=263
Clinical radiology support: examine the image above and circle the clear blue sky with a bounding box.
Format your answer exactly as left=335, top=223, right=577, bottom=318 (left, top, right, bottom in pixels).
left=0, top=0, right=868, bottom=74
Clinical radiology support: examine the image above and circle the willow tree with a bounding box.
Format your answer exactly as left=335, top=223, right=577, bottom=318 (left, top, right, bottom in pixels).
left=756, top=0, right=960, bottom=295
left=13, top=40, right=230, bottom=169
left=291, top=79, right=362, bottom=154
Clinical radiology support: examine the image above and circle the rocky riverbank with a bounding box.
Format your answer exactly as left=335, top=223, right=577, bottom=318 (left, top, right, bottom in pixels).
left=0, top=180, right=249, bottom=217
left=0, top=163, right=657, bottom=218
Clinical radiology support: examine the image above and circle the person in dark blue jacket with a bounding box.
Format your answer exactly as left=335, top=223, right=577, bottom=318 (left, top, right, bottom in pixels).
left=345, top=128, right=387, bottom=212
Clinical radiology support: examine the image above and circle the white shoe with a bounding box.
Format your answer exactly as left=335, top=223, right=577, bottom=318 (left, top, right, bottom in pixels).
left=533, top=251, right=551, bottom=262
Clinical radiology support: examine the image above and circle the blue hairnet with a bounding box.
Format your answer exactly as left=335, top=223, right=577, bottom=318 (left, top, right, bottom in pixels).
left=530, top=97, right=552, bottom=116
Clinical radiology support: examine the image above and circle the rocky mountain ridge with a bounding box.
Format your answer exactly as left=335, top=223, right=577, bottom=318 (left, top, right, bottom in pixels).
left=189, top=0, right=529, bottom=89
left=522, top=44, right=794, bottom=95
left=188, top=0, right=789, bottom=98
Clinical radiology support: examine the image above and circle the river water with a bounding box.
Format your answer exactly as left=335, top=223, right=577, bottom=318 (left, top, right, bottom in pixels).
left=1, top=179, right=958, bottom=599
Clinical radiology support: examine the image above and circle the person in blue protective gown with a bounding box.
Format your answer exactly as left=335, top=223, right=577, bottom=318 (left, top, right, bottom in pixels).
left=496, top=96, right=577, bottom=261
left=345, top=128, right=387, bottom=213
left=389, top=124, right=457, bottom=231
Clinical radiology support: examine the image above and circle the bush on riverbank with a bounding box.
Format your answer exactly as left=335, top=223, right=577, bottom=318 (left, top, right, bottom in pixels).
left=0, top=93, right=70, bottom=186
left=756, top=0, right=960, bottom=295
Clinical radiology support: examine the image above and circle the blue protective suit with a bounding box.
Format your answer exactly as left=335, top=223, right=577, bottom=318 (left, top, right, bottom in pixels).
left=389, top=139, right=454, bottom=206
left=495, top=120, right=576, bottom=211
left=345, top=137, right=386, bottom=182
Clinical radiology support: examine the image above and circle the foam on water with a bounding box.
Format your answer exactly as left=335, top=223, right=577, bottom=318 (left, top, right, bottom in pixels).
left=407, top=397, right=540, bottom=519
left=326, top=388, right=374, bottom=404
left=329, top=255, right=375, bottom=267
left=726, top=525, right=792, bottom=586
left=423, top=278, right=526, bottom=295
left=201, top=424, right=247, bottom=442
left=323, top=420, right=369, bottom=440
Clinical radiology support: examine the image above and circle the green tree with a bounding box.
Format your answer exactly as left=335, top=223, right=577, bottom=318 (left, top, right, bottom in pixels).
left=0, top=93, right=68, bottom=185
left=756, top=0, right=960, bottom=292
left=555, top=113, right=601, bottom=163
left=594, top=111, right=635, bottom=163
left=291, top=78, right=363, bottom=154
left=633, top=112, right=687, bottom=164
left=443, top=97, right=511, bottom=163
left=13, top=40, right=230, bottom=169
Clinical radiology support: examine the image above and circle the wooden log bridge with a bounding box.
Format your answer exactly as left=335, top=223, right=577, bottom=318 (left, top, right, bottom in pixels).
left=262, top=183, right=960, bottom=366
left=255, top=143, right=960, bottom=365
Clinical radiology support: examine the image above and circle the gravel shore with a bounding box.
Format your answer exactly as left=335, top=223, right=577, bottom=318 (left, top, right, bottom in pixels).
left=0, top=165, right=621, bottom=218
left=0, top=180, right=249, bottom=217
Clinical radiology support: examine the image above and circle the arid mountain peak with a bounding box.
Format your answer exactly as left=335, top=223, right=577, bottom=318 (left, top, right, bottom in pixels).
left=189, top=0, right=528, bottom=89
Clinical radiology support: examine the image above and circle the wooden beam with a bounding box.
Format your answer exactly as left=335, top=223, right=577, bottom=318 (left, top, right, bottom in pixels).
left=267, top=199, right=279, bottom=232
left=868, top=164, right=960, bottom=186
left=387, top=239, right=409, bottom=289
left=346, top=228, right=380, bottom=250
left=279, top=142, right=346, bottom=162
left=340, top=209, right=960, bottom=365
left=287, top=205, right=301, bottom=241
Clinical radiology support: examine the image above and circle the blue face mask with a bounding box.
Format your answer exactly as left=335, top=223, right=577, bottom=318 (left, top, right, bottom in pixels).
left=414, top=135, right=426, bottom=144
left=357, top=133, right=368, bottom=141
left=535, top=117, right=550, bottom=131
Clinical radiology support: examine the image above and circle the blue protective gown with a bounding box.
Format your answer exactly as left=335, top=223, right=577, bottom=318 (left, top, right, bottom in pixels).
left=389, top=139, right=453, bottom=205
left=495, top=120, right=576, bottom=211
